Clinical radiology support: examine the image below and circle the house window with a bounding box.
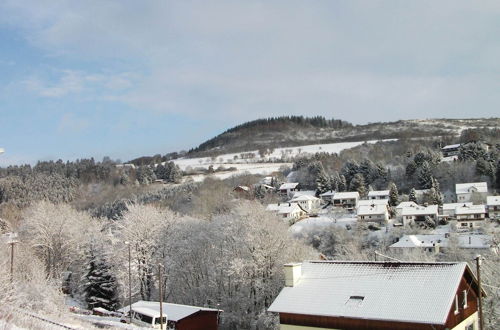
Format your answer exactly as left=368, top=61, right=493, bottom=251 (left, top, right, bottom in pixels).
left=463, top=290, right=468, bottom=309
left=461, top=223, right=468, bottom=227
left=454, top=294, right=459, bottom=314
left=465, top=323, right=474, bottom=330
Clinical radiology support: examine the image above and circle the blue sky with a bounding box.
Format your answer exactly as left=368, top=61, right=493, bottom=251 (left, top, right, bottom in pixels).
left=1, top=0, right=499, bottom=165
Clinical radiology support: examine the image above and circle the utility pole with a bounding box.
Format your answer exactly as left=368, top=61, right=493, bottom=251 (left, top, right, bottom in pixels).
left=475, top=255, right=484, bottom=330
left=5, top=232, right=18, bottom=283
left=126, top=242, right=132, bottom=324
left=158, top=264, right=164, bottom=330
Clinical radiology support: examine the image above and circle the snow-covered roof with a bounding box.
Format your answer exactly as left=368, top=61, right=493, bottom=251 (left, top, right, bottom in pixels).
left=455, top=205, right=486, bottom=215
left=442, top=144, right=461, bottom=150
left=487, top=196, right=500, bottom=206
left=268, top=261, right=472, bottom=325
left=234, top=185, right=250, bottom=191
left=396, top=201, right=418, bottom=209
left=357, top=204, right=387, bottom=216
left=289, top=195, right=320, bottom=202
left=367, top=190, right=390, bottom=197
left=279, top=182, right=299, bottom=190
left=401, top=204, right=438, bottom=216
left=266, top=203, right=302, bottom=214
left=319, top=190, right=335, bottom=197
left=290, top=190, right=317, bottom=198
left=455, top=182, right=488, bottom=194
left=391, top=234, right=491, bottom=249
left=118, top=301, right=220, bottom=321
left=333, top=192, right=359, bottom=200
left=442, top=202, right=472, bottom=211
left=358, top=199, right=389, bottom=207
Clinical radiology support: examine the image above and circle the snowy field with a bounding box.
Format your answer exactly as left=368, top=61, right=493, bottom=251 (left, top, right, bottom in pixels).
left=174, top=139, right=394, bottom=182
left=174, top=139, right=395, bottom=169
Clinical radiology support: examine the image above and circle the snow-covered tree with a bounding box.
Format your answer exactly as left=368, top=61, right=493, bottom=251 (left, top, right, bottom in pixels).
left=83, top=246, right=119, bottom=311
left=349, top=173, right=366, bottom=197
left=409, top=188, right=417, bottom=203
left=417, top=161, right=433, bottom=189
left=388, top=182, right=399, bottom=207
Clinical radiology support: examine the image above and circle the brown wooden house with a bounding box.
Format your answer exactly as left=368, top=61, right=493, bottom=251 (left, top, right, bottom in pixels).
left=268, top=261, right=484, bottom=330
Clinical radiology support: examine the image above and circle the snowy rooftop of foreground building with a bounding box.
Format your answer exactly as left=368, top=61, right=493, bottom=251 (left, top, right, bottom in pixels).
left=266, top=203, right=302, bottom=214
left=390, top=234, right=491, bottom=249
left=455, top=182, right=488, bottom=194
left=442, top=202, right=473, bottom=211
left=442, top=144, right=461, bottom=150
left=118, top=301, right=220, bottom=321
left=289, top=194, right=319, bottom=202
left=395, top=201, right=418, bottom=209
left=367, top=190, right=390, bottom=197
left=268, top=261, right=473, bottom=325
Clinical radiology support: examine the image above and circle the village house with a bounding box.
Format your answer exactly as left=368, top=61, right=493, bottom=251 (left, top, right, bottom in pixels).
left=233, top=185, right=250, bottom=194
left=455, top=182, right=488, bottom=203
left=390, top=234, right=493, bottom=253
left=358, top=199, right=389, bottom=208
left=319, top=190, right=335, bottom=202
left=119, top=301, right=222, bottom=330
left=279, top=182, right=300, bottom=198
left=486, top=196, right=500, bottom=219
left=455, top=205, right=487, bottom=230
left=441, top=143, right=461, bottom=157
left=266, top=202, right=307, bottom=222
left=441, top=202, right=473, bottom=219
left=357, top=204, right=389, bottom=224
left=288, top=194, right=321, bottom=213
left=331, top=191, right=359, bottom=210
left=395, top=201, right=418, bottom=218
left=401, top=204, right=439, bottom=226
left=268, top=261, right=483, bottom=330
left=367, top=190, right=390, bottom=200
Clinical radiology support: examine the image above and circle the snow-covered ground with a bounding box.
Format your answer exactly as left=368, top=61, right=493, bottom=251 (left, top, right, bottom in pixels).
left=174, top=139, right=394, bottom=182
left=174, top=139, right=395, bottom=169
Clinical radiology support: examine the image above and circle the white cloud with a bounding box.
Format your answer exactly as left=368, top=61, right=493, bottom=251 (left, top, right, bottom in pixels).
left=2, top=0, right=500, bottom=122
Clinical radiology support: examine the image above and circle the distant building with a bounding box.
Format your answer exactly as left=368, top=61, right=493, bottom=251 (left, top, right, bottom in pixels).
left=390, top=234, right=493, bottom=252
left=119, top=301, right=222, bottom=330
left=367, top=190, right=390, bottom=200
left=288, top=195, right=321, bottom=213
left=455, top=205, right=487, bottom=230
left=269, top=261, right=483, bottom=330
left=401, top=204, right=439, bottom=226
left=441, top=144, right=461, bottom=157
left=455, top=182, right=488, bottom=203
left=486, top=196, right=500, bottom=219
left=266, top=203, right=306, bottom=222
left=441, top=202, right=473, bottom=219
left=395, top=201, right=419, bottom=218
left=332, top=192, right=359, bottom=210
left=319, top=190, right=335, bottom=202
left=357, top=204, right=389, bottom=224
left=279, top=183, right=300, bottom=198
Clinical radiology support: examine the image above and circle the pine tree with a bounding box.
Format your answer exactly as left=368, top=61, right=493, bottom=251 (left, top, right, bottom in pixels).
left=388, top=182, right=399, bottom=207
left=409, top=188, right=417, bottom=203
left=430, top=177, right=443, bottom=205
left=338, top=175, right=347, bottom=192
left=83, top=248, right=119, bottom=311
left=316, top=171, right=331, bottom=194
left=349, top=173, right=366, bottom=197
left=417, top=161, right=433, bottom=189
left=154, top=164, right=168, bottom=180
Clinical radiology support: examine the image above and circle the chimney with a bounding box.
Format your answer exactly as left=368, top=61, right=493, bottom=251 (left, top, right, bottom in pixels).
left=284, top=263, right=302, bottom=287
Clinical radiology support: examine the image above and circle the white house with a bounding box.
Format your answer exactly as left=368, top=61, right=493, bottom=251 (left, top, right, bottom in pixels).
left=455, top=205, right=487, bottom=230
left=279, top=182, right=300, bottom=198
left=331, top=191, right=359, bottom=210
left=395, top=201, right=418, bottom=217
left=266, top=202, right=306, bottom=222
left=441, top=202, right=473, bottom=219
left=401, top=204, right=439, bottom=226
left=441, top=144, right=461, bottom=157
left=367, top=190, right=390, bottom=200
left=268, top=261, right=483, bottom=330
left=455, top=182, right=488, bottom=203
left=319, top=190, right=335, bottom=202
left=390, top=234, right=493, bottom=252
left=288, top=195, right=321, bottom=213
left=357, top=204, right=389, bottom=224
left=486, top=196, right=500, bottom=219
left=358, top=199, right=389, bottom=207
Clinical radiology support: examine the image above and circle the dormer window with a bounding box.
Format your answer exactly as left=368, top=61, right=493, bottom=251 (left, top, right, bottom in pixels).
left=463, top=290, right=468, bottom=309
left=345, top=296, right=364, bottom=307
left=454, top=294, right=459, bottom=314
